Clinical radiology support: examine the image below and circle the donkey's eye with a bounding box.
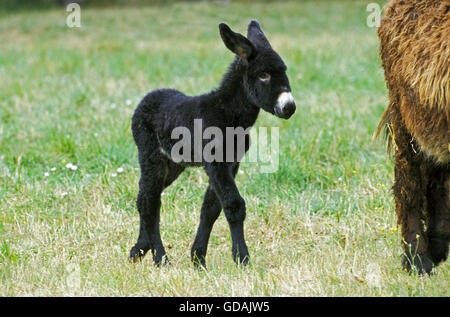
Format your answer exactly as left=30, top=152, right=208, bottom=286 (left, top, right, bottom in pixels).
left=259, top=72, right=271, bottom=82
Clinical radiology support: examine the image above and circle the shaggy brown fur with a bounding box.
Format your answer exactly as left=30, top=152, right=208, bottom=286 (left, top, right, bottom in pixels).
left=376, top=0, right=450, bottom=274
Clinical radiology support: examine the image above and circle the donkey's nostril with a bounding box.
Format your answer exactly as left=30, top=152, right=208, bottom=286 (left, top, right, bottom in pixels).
left=274, top=91, right=296, bottom=119
left=282, top=102, right=296, bottom=116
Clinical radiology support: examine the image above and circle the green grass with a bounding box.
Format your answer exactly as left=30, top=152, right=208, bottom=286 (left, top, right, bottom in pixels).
left=0, top=0, right=448, bottom=296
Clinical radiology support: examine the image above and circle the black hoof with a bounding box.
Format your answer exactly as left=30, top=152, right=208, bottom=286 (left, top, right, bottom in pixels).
left=129, top=246, right=147, bottom=263
left=239, top=255, right=250, bottom=266
left=191, top=253, right=207, bottom=270
left=428, top=238, right=449, bottom=265
left=233, top=252, right=250, bottom=266
left=154, top=254, right=170, bottom=267
left=402, top=252, right=433, bottom=275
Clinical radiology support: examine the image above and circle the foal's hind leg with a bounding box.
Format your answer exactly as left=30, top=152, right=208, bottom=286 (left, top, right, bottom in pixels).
left=129, top=118, right=172, bottom=265
left=129, top=153, right=185, bottom=265
left=129, top=158, right=168, bottom=265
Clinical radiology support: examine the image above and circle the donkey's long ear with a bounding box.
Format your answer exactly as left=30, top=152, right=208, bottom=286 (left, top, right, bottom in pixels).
left=219, top=23, right=255, bottom=61
left=247, top=19, right=272, bottom=49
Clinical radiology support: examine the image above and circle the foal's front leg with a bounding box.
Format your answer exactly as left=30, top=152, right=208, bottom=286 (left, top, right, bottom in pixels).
left=191, top=185, right=222, bottom=268
left=205, top=163, right=249, bottom=265
left=191, top=164, right=241, bottom=268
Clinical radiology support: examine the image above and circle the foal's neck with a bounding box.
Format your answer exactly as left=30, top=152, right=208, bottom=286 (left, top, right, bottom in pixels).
left=214, top=58, right=260, bottom=127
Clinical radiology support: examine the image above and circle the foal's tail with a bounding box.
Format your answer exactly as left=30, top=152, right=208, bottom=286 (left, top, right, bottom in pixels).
left=131, top=95, right=160, bottom=150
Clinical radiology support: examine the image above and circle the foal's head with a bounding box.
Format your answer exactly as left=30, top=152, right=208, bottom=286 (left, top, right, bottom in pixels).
left=219, top=20, right=296, bottom=119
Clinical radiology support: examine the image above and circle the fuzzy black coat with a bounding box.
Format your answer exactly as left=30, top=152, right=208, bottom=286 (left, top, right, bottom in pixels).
left=129, top=20, right=296, bottom=267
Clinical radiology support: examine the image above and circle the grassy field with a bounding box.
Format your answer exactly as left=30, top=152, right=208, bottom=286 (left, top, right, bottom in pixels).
left=0, top=0, right=448, bottom=296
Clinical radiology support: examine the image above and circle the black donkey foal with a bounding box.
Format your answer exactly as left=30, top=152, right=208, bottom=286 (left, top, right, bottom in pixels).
left=129, top=20, right=296, bottom=268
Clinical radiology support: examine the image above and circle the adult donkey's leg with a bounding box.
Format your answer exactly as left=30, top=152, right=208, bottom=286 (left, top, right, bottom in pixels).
left=205, top=163, right=249, bottom=265
left=391, top=114, right=433, bottom=274
left=426, top=167, right=450, bottom=266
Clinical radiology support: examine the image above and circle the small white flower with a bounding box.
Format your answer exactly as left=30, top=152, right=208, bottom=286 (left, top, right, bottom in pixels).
left=117, top=167, right=124, bottom=173
left=66, top=163, right=73, bottom=169
left=61, top=192, right=68, bottom=198
left=126, top=99, right=132, bottom=106
left=111, top=173, right=117, bottom=177
left=338, top=177, right=343, bottom=181
left=71, top=165, right=78, bottom=171
left=50, top=167, right=57, bottom=172
left=44, top=172, right=50, bottom=177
